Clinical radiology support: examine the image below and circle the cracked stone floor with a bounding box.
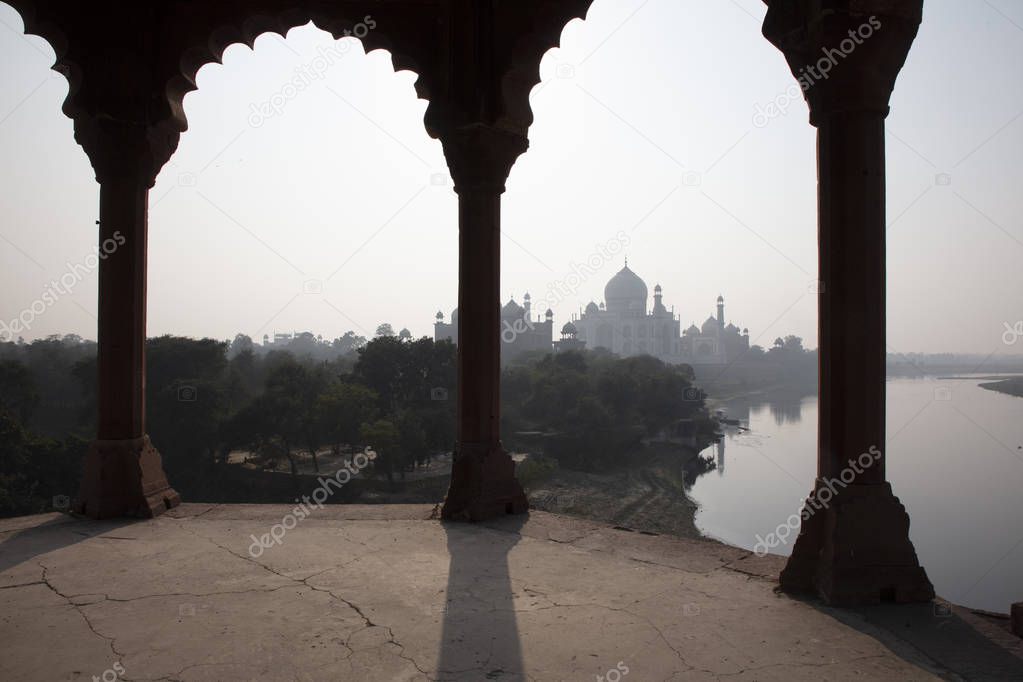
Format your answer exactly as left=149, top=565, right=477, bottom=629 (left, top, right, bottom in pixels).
left=2, top=505, right=1021, bottom=681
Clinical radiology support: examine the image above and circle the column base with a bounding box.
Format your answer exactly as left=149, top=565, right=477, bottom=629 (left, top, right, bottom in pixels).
left=780, top=481, right=934, bottom=606
left=74, top=436, right=181, bottom=519
left=441, top=443, right=528, bottom=522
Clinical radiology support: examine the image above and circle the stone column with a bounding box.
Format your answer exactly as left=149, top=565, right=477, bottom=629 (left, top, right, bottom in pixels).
left=440, top=125, right=529, bottom=521
left=764, top=2, right=934, bottom=604
left=73, top=120, right=180, bottom=519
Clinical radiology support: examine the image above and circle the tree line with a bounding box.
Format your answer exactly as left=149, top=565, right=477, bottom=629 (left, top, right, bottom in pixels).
left=0, top=333, right=717, bottom=516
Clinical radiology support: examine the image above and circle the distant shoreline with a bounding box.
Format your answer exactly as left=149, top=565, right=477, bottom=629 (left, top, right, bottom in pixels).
left=978, top=377, right=1023, bottom=399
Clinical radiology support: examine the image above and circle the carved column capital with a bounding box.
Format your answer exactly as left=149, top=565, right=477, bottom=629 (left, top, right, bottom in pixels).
left=74, top=117, right=179, bottom=188
left=439, top=125, right=529, bottom=195
left=763, top=1, right=923, bottom=125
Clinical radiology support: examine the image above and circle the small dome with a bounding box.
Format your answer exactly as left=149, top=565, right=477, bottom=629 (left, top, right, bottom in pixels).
left=545, top=308, right=554, bottom=318
left=701, top=316, right=719, bottom=334
left=502, top=299, right=524, bottom=317
left=717, top=295, right=724, bottom=303
left=743, top=328, right=749, bottom=335
left=686, top=324, right=700, bottom=336
left=451, top=308, right=459, bottom=320
left=398, top=328, right=412, bottom=339
left=561, top=322, right=578, bottom=335
left=654, top=283, right=662, bottom=292
left=726, top=323, right=739, bottom=333
left=436, top=311, right=444, bottom=320
left=523, top=292, right=531, bottom=300
left=585, top=301, right=600, bottom=315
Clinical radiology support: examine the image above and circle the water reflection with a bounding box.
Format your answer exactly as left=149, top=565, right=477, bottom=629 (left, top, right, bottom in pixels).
left=714, top=388, right=814, bottom=429
left=691, top=377, right=1023, bottom=613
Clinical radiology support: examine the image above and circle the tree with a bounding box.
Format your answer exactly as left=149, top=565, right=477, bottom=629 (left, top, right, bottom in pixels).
left=228, top=334, right=254, bottom=358
left=145, top=336, right=230, bottom=477
left=360, top=419, right=399, bottom=483
left=375, top=323, right=395, bottom=338
left=0, top=359, right=38, bottom=426
left=353, top=336, right=409, bottom=411
left=264, top=360, right=329, bottom=473
left=314, top=381, right=378, bottom=458
left=333, top=331, right=367, bottom=355
left=394, top=410, right=426, bottom=478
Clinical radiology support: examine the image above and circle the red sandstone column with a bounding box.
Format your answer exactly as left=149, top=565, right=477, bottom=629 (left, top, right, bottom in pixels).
left=73, top=121, right=180, bottom=519
left=764, top=2, right=933, bottom=604
left=440, top=125, right=528, bottom=521
left=816, top=111, right=887, bottom=487
left=96, top=174, right=148, bottom=441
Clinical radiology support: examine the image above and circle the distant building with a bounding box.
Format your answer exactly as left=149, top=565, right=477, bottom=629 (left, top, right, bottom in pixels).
left=571, top=264, right=750, bottom=366
left=435, top=293, right=554, bottom=364
left=262, top=331, right=312, bottom=347
left=434, top=264, right=749, bottom=366
left=554, top=322, right=586, bottom=354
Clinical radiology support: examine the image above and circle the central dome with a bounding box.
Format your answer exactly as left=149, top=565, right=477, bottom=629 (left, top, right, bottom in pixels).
left=604, top=265, right=648, bottom=313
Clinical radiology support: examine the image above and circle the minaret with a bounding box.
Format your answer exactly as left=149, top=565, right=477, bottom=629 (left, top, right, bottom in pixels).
left=523, top=292, right=532, bottom=318
left=717, top=295, right=725, bottom=330
left=653, top=284, right=666, bottom=316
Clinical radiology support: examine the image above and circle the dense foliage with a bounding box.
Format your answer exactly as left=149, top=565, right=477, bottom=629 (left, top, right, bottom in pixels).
left=502, top=350, right=707, bottom=470
left=0, top=333, right=773, bottom=515
left=0, top=334, right=455, bottom=514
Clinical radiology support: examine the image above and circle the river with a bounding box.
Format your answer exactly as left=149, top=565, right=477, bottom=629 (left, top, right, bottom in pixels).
left=689, top=376, right=1023, bottom=613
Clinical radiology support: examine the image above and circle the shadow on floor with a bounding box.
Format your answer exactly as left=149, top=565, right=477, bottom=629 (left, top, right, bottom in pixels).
left=437, top=514, right=526, bottom=681
left=0, top=514, right=136, bottom=575
left=812, top=600, right=1023, bottom=681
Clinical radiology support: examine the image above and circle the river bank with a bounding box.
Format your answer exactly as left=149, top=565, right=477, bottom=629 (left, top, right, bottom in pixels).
left=979, top=376, right=1023, bottom=398
left=520, top=441, right=718, bottom=539
left=217, top=428, right=724, bottom=541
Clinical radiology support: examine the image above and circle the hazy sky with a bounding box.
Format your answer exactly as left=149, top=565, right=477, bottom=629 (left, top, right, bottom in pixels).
left=1, top=0, right=1021, bottom=354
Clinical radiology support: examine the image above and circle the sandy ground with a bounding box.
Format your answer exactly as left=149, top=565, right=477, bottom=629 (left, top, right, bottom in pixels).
left=525, top=449, right=710, bottom=539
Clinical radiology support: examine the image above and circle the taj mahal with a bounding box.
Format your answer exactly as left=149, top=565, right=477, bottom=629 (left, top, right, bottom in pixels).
left=435, top=263, right=750, bottom=366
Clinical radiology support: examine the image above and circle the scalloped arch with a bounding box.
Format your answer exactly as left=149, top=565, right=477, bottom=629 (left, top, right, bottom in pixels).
left=4, top=0, right=86, bottom=120
left=500, top=0, right=596, bottom=136
left=3, top=1, right=437, bottom=144
left=165, top=6, right=436, bottom=138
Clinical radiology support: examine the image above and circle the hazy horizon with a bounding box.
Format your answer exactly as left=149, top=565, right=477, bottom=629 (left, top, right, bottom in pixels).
left=1, top=0, right=1021, bottom=355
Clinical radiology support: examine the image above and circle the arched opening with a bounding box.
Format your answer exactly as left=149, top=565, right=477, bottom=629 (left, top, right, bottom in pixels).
left=498, top=0, right=1022, bottom=614
left=0, top=3, right=100, bottom=508
left=147, top=20, right=456, bottom=501
left=498, top=0, right=821, bottom=536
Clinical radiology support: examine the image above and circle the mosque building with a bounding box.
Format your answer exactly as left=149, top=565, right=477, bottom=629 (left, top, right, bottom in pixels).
left=434, top=293, right=554, bottom=364
left=569, top=263, right=749, bottom=366
left=434, top=264, right=749, bottom=366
